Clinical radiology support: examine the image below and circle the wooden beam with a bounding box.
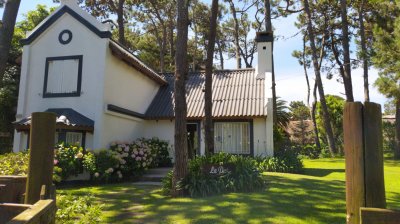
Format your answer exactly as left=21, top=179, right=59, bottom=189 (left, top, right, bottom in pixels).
left=360, top=207, right=400, bottom=224
left=344, top=102, right=365, bottom=224
left=363, top=102, right=386, bottom=208
left=7, top=200, right=56, bottom=224
left=24, top=113, right=56, bottom=205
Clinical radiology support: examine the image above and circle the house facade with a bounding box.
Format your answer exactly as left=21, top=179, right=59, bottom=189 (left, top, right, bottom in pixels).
left=13, top=0, right=274, bottom=157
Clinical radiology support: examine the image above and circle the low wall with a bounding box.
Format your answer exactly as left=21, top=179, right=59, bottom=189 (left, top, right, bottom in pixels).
left=0, top=176, right=27, bottom=203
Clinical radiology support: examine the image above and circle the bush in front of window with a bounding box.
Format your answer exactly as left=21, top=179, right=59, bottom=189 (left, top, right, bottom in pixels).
left=162, top=153, right=267, bottom=197
left=53, top=143, right=96, bottom=182
left=256, top=148, right=303, bottom=174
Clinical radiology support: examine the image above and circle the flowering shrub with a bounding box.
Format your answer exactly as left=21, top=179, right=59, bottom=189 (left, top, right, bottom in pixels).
left=53, top=143, right=96, bottom=182
left=90, top=149, right=120, bottom=182
left=141, top=137, right=172, bottom=167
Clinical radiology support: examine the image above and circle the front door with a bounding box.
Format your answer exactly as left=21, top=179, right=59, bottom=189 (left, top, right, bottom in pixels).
left=187, top=122, right=200, bottom=159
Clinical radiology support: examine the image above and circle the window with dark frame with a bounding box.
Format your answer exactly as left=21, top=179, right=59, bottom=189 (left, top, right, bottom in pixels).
left=214, top=121, right=253, bottom=155
left=43, top=55, right=83, bottom=98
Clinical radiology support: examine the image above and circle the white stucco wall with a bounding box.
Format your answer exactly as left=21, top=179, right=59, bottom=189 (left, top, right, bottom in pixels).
left=143, top=120, right=175, bottom=160
left=98, top=46, right=162, bottom=148
left=253, top=117, right=273, bottom=157
left=103, top=48, right=160, bottom=114
left=13, top=13, right=108, bottom=151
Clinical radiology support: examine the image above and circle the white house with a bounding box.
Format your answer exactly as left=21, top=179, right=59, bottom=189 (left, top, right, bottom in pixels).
left=13, top=0, right=274, bottom=157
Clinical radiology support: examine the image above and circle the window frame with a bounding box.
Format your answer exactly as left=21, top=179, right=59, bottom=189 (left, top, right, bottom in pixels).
left=213, top=119, right=254, bottom=156
left=43, top=55, right=83, bottom=98
left=56, top=130, right=86, bottom=148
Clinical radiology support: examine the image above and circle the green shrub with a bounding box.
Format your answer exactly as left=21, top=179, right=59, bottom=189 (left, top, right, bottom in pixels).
left=161, top=170, right=174, bottom=195
left=53, top=143, right=96, bottom=182
left=163, top=153, right=266, bottom=197
left=0, top=151, right=29, bottom=175
left=91, top=149, right=121, bottom=182
left=258, top=149, right=303, bottom=174
left=141, top=137, right=172, bottom=167
left=56, top=192, right=103, bottom=224
left=292, top=144, right=320, bottom=159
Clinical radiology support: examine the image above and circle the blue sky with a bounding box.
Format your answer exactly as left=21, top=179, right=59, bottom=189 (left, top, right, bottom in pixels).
left=0, top=0, right=387, bottom=107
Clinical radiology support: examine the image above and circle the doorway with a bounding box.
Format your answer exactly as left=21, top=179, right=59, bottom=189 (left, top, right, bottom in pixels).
left=187, top=122, right=200, bottom=159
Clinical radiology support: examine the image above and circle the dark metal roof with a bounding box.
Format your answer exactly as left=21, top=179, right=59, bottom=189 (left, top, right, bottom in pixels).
left=109, top=40, right=168, bottom=86
left=14, top=108, right=94, bottom=132
left=145, top=68, right=266, bottom=119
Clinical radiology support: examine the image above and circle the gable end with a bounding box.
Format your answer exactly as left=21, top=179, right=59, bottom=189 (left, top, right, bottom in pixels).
left=20, top=5, right=112, bottom=45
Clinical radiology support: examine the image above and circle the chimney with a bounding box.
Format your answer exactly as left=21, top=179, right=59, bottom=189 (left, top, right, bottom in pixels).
left=255, top=32, right=273, bottom=80
left=61, top=0, right=78, bottom=6
left=255, top=31, right=273, bottom=101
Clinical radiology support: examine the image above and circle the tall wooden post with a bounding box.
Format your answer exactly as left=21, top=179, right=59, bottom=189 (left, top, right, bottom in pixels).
left=363, top=102, right=386, bottom=208
left=344, top=102, right=365, bottom=224
left=24, top=112, right=56, bottom=204
left=344, top=102, right=386, bottom=224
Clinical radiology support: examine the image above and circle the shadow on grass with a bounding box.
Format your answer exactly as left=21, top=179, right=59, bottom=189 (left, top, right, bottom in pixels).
left=63, top=175, right=347, bottom=224
left=303, top=168, right=345, bottom=177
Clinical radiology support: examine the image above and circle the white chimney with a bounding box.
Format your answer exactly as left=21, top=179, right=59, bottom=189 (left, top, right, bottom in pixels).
left=255, top=32, right=273, bottom=80
left=255, top=32, right=274, bottom=157
left=61, top=0, right=78, bottom=6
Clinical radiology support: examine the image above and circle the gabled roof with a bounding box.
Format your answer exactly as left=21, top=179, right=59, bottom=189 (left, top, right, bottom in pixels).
left=20, top=5, right=111, bottom=45
left=14, top=108, right=94, bottom=132
left=109, top=41, right=167, bottom=86
left=145, top=69, right=266, bottom=119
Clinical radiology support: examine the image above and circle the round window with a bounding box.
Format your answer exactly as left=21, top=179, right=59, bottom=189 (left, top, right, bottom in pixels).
left=58, top=30, right=73, bottom=45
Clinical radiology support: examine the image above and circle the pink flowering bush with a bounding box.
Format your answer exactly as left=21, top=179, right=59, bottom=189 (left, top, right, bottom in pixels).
left=108, top=139, right=156, bottom=179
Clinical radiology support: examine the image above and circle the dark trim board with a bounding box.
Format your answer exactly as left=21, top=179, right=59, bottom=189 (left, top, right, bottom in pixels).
left=20, top=5, right=111, bottom=45
left=107, top=104, right=145, bottom=119
left=213, top=119, right=254, bottom=156
left=43, top=55, right=83, bottom=98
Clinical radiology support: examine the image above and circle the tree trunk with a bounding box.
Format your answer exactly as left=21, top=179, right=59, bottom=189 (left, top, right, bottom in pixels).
left=359, top=0, right=370, bottom=102
left=264, top=0, right=272, bottom=32
left=161, top=24, right=167, bottom=73
left=395, top=98, right=400, bottom=159
left=216, top=38, right=224, bottom=70
left=264, top=0, right=277, bottom=126
left=117, top=0, right=125, bottom=45
left=311, top=82, right=321, bottom=150
left=169, top=19, right=175, bottom=62
left=204, top=0, right=218, bottom=154
left=0, top=0, right=21, bottom=87
left=340, top=0, right=354, bottom=102
left=172, top=0, right=189, bottom=197
left=303, top=0, right=336, bottom=156
left=302, top=36, right=311, bottom=107
left=228, top=0, right=241, bottom=69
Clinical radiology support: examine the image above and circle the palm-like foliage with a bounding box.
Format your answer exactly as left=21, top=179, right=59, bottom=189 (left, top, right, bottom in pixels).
left=276, top=97, right=291, bottom=129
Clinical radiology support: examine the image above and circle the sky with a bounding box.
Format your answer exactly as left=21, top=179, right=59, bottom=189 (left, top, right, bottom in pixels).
left=0, top=0, right=388, bottom=107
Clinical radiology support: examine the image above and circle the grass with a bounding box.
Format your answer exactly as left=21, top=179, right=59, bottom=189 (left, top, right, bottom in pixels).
left=59, top=158, right=400, bottom=224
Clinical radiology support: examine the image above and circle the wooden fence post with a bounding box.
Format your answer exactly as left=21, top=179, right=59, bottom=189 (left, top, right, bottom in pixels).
left=363, top=102, right=386, bottom=208
left=344, top=102, right=387, bottom=224
left=344, top=102, right=365, bottom=224
left=24, top=112, right=56, bottom=205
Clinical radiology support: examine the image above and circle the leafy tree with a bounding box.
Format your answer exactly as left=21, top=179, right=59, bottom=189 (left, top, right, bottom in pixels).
left=276, top=98, right=291, bottom=129
left=289, top=101, right=310, bottom=120
left=316, top=95, right=345, bottom=154
left=0, top=5, right=53, bottom=153
left=81, top=0, right=133, bottom=45
left=384, top=100, right=396, bottom=115
left=372, top=0, right=400, bottom=159
left=0, top=0, right=21, bottom=87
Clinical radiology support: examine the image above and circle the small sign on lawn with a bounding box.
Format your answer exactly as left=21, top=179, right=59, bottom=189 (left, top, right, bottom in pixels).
left=202, top=163, right=234, bottom=176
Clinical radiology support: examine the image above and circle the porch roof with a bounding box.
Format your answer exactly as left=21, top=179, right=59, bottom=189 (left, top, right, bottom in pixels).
left=14, top=108, right=94, bottom=132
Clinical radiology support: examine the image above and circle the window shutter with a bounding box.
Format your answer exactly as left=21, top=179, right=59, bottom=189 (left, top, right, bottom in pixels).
left=66, top=132, right=82, bottom=146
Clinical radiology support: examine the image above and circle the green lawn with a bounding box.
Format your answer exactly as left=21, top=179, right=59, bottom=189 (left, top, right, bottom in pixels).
left=60, top=159, right=400, bottom=224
